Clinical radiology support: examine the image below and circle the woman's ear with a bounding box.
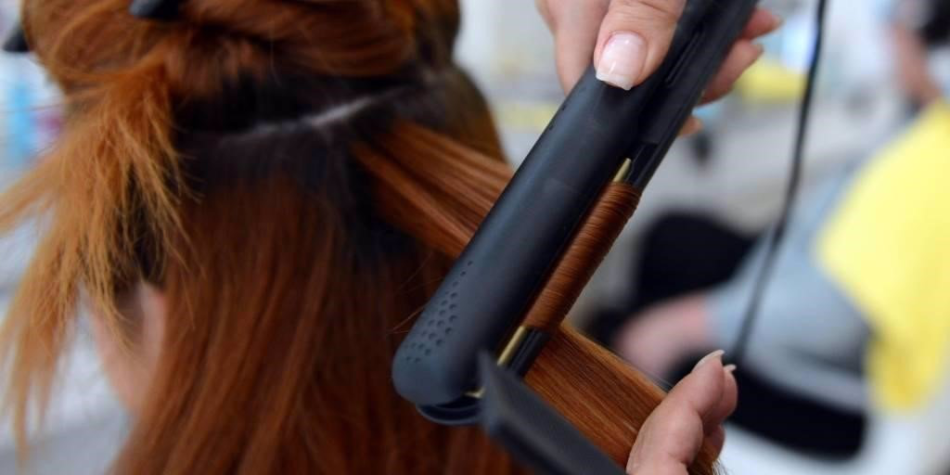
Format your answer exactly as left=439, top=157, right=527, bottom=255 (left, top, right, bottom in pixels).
left=139, top=282, right=167, bottom=369
left=90, top=282, right=168, bottom=413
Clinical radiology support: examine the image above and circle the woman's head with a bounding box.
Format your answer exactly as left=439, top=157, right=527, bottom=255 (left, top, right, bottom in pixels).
left=2, top=2, right=722, bottom=474
left=2, top=0, right=521, bottom=472
left=894, top=0, right=950, bottom=105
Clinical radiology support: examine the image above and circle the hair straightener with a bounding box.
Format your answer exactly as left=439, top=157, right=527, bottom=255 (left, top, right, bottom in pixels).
left=393, top=0, right=760, bottom=472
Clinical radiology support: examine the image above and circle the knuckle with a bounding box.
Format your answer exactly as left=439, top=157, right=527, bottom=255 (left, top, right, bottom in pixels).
left=609, top=0, right=685, bottom=27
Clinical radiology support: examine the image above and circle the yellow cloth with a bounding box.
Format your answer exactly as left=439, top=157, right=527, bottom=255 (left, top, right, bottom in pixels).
left=735, top=58, right=806, bottom=104
left=818, top=101, right=950, bottom=410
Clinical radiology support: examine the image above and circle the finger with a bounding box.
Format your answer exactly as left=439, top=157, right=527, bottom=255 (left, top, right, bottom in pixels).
left=544, top=0, right=610, bottom=92
left=742, top=8, right=783, bottom=40
left=701, top=40, right=764, bottom=103
left=699, top=8, right=780, bottom=104
left=595, top=0, right=688, bottom=90
left=535, top=0, right=553, bottom=26
left=678, top=350, right=728, bottom=430
left=709, top=364, right=739, bottom=427
left=703, top=365, right=738, bottom=458
left=626, top=350, right=726, bottom=474
left=679, top=115, right=703, bottom=137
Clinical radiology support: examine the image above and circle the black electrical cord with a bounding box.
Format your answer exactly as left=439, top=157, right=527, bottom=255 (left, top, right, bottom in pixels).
left=731, top=0, right=830, bottom=365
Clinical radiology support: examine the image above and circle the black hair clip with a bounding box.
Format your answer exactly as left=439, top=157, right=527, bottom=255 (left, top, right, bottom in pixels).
left=129, top=0, right=184, bottom=21
left=4, top=1, right=183, bottom=55
left=3, top=25, right=30, bottom=54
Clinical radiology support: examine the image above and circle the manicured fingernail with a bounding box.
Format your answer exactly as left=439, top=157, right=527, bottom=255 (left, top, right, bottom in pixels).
left=724, top=364, right=737, bottom=374
left=693, top=350, right=725, bottom=371
left=596, top=32, right=647, bottom=90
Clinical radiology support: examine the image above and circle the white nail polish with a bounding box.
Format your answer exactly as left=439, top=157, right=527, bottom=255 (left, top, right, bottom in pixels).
left=693, top=350, right=725, bottom=371
left=596, top=32, right=647, bottom=90
left=724, top=364, right=737, bottom=374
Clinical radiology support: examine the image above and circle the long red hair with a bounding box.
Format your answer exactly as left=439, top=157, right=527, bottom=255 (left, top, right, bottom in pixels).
left=0, top=1, right=716, bottom=473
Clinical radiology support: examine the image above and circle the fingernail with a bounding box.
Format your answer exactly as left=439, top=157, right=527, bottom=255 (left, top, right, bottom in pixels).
left=724, top=364, right=737, bottom=374
left=596, top=32, right=647, bottom=90
left=693, top=350, right=725, bottom=371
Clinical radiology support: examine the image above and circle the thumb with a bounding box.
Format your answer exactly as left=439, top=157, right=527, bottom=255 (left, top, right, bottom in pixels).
left=595, top=0, right=687, bottom=90
left=626, top=350, right=729, bottom=474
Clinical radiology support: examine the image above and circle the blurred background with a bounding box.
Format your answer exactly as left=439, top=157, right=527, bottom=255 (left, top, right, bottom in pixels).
left=2, top=0, right=950, bottom=473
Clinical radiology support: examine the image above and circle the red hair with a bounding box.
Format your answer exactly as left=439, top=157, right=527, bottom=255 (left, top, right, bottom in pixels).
left=0, top=1, right=717, bottom=473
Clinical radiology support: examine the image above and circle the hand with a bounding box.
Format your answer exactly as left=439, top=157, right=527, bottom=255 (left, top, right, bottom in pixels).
left=536, top=0, right=782, bottom=133
left=614, top=293, right=711, bottom=379
left=626, top=350, right=738, bottom=474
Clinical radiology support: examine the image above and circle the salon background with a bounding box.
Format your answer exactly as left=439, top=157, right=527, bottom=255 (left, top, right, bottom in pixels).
left=2, top=0, right=948, bottom=473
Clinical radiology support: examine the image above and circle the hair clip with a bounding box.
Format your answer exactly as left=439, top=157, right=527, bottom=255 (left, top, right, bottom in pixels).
left=129, top=0, right=184, bottom=21
left=3, top=25, right=30, bottom=54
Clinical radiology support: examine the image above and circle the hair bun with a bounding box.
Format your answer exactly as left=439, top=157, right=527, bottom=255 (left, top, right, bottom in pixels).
left=177, top=0, right=461, bottom=76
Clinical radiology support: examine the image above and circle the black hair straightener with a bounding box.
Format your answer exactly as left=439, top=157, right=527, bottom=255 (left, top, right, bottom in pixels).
left=393, top=0, right=760, bottom=473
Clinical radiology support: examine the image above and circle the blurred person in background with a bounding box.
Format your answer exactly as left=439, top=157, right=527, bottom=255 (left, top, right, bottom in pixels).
left=613, top=0, right=950, bottom=461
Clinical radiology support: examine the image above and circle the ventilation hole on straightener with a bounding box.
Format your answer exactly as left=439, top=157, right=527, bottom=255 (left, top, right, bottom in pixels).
left=460, top=271, right=467, bottom=277
left=425, top=349, right=431, bottom=356
left=450, top=292, right=458, bottom=299
left=436, top=339, right=443, bottom=346
left=449, top=304, right=457, bottom=310
left=436, top=321, right=444, bottom=327
left=445, top=328, right=452, bottom=335
left=428, top=333, right=436, bottom=341
left=467, top=261, right=473, bottom=267
left=449, top=315, right=458, bottom=322
left=414, top=357, right=421, bottom=363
